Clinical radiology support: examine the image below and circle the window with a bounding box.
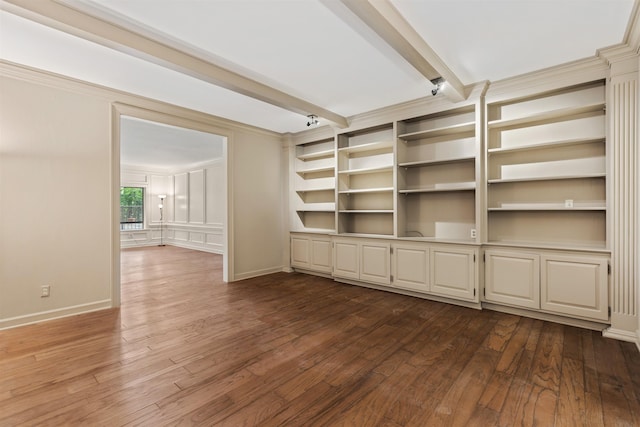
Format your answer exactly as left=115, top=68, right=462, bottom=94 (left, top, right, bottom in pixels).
left=120, top=187, right=144, bottom=231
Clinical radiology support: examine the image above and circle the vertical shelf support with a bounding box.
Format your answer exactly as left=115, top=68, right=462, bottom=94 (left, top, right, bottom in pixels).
left=604, top=55, right=639, bottom=341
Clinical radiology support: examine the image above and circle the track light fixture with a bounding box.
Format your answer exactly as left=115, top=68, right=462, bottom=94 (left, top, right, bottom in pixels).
left=306, top=114, right=319, bottom=127
left=430, top=77, right=445, bottom=96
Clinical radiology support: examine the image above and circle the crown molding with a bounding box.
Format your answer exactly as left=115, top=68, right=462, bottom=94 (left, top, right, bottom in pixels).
left=622, top=0, right=640, bottom=53
left=0, top=59, right=283, bottom=139
left=290, top=81, right=488, bottom=141
left=485, top=56, right=609, bottom=103
left=598, top=43, right=639, bottom=66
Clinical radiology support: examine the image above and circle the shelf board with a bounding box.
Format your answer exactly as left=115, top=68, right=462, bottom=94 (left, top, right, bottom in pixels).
left=398, top=121, right=475, bottom=140
left=296, top=208, right=335, bottom=213
left=339, top=187, right=394, bottom=194
left=339, top=209, right=394, bottom=214
left=297, top=149, right=334, bottom=161
left=489, top=204, right=606, bottom=211
left=399, top=182, right=476, bottom=194
left=398, top=155, right=475, bottom=168
left=296, top=165, right=335, bottom=175
left=338, top=140, right=393, bottom=154
left=488, top=137, right=605, bottom=155
left=487, top=102, right=605, bottom=130
left=488, top=173, right=606, bottom=184
left=296, top=186, right=335, bottom=193
left=338, top=165, right=393, bottom=175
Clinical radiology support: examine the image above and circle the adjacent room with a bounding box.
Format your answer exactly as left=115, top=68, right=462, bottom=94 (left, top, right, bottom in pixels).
left=1, top=0, right=639, bottom=425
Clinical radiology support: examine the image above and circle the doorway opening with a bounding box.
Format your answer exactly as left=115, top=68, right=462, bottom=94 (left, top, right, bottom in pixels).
left=111, top=105, right=231, bottom=306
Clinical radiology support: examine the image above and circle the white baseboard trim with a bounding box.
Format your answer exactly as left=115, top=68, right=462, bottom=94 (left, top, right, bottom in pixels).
left=602, top=327, right=640, bottom=343
left=165, top=240, right=223, bottom=254
left=233, top=266, right=284, bottom=281
left=0, top=299, right=113, bottom=330
left=636, top=330, right=640, bottom=352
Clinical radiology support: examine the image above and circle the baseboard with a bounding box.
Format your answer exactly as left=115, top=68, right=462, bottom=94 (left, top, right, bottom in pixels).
left=636, top=329, right=640, bottom=352
left=0, top=299, right=112, bottom=330
left=233, top=266, right=284, bottom=281
left=603, top=327, right=640, bottom=343
left=158, top=240, right=223, bottom=254
left=483, top=302, right=609, bottom=331
left=333, top=277, right=483, bottom=311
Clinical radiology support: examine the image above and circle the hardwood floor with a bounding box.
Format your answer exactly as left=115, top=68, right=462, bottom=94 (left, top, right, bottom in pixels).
left=1, top=245, right=639, bottom=426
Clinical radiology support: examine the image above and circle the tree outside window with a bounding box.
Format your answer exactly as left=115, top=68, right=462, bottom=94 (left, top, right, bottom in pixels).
left=120, top=187, right=144, bottom=230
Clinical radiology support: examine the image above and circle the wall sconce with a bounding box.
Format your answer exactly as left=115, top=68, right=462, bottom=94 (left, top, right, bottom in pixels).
left=158, top=194, right=166, bottom=246
left=430, top=77, right=445, bottom=96
left=306, top=114, right=319, bottom=127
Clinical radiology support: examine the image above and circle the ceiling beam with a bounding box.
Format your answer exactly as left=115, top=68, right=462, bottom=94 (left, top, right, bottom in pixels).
left=0, top=0, right=350, bottom=128
left=337, top=0, right=467, bottom=102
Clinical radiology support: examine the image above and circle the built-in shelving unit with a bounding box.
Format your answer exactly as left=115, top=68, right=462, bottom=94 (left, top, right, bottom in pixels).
left=486, top=80, right=607, bottom=249
left=292, top=137, right=336, bottom=232
left=396, top=105, right=480, bottom=242
left=337, top=125, right=395, bottom=236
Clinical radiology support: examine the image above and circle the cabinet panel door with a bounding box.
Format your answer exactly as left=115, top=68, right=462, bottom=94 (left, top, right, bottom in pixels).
left=430, top=246, right=477, bottom=301
left=485, top=250, right=540, bottom=309
left=310, top=238, right=332, bottom=273
left=541, top=255, right=608, bottom=321
left=360, top=242, right=391, bottom=285
left=291, top=236, right=310, bottom=269
left=392, top=244, right=429, bottom=292
left=333, top=239, right=359, bottom=280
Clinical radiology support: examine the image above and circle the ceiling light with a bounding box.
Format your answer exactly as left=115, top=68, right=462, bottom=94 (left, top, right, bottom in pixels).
left=430, top=77, right=445, bottom=96
left=306, top=114, right=319, bottom=127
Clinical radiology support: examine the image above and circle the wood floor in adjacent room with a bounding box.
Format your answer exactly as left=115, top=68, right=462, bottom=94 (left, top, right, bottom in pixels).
left=1, top=246, right=639, bottom=426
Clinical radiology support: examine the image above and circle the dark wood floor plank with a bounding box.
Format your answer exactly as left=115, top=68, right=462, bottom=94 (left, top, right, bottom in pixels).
left=0, top=245, right=638, bottom=426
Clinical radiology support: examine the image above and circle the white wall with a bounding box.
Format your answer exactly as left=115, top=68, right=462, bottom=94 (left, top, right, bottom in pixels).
left=231, top=128, right=285, bottom=279
left=0, top=75, right=112, bottom=327
left=0, top=64, right=286, bottom=329
left=120, top=161, right=226, bottom=254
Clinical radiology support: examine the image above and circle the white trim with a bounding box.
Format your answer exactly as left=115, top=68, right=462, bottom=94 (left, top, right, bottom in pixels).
left=0, top=300, right=112, bottom=330
left=0, top=60, right=280, bottom=138
left=233, top=266, right=284, bottom=281
left=603, top=327, right=640, bottom=343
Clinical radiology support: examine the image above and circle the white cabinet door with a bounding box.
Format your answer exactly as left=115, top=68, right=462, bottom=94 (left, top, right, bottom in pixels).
left=392, top=243, right=429, bottom=293
left=430, top=246, right=478, bottom=302
left=290, top=235, right=310, bottom=269
left=485, top=250, right=540, bottom=309
left=541, top=255, right=608, bottom=321
left=333, top=238, right=360, bottom=280
left=310, top=237, right=332, bottom=273
left=360, top=241, right=391, bottom=285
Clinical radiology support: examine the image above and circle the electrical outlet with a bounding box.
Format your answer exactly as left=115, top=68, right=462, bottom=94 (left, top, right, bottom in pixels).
left=565, top=199, right=574, bottom=208
left=470, top=229, right=477, bottom=239
left=41, top=285, right=50, bottom=298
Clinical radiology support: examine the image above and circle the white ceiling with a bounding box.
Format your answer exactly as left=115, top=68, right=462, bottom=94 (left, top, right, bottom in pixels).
left=0, top=0, right=635, bottom=165
left=120, top=116, right=224, bottom=170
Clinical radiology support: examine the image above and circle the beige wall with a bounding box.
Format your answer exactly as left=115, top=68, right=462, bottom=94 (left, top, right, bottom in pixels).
left=0, top=68, right=285, bottom=328
left=0, top=75, right=113, bottom=325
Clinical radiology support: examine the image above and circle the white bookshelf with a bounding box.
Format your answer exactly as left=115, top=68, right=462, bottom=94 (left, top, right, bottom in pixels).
left=293, top=137, right=336, bottom=232
left=396, top=105, right=480, bottom=242
left=337, top=125, right=395, bottom=236
left=486, top=80, right=607, bottom=249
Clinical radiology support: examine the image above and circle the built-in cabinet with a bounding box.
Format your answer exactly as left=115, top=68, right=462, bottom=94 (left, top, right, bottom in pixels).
left=484, top=248, right=608, bottom=322
left=289, top=78, right=611, bottom=327
left=290, top=233, right=332, bottom=274
left=333, top=237, right=391, bottom=285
